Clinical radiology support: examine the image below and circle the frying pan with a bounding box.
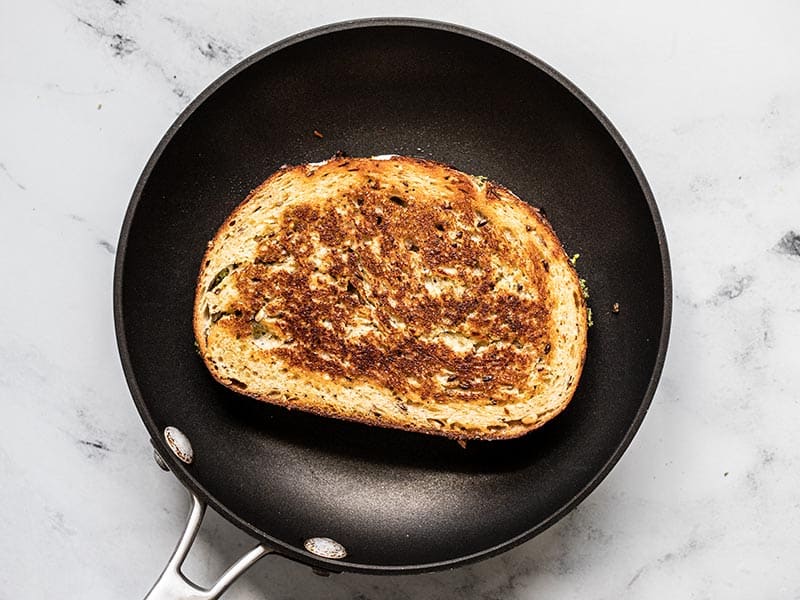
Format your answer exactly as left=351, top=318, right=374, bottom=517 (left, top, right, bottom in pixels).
left=114, top=18, right=671, bottom=599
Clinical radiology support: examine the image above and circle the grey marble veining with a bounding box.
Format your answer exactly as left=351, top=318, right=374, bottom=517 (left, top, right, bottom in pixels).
left=1, top=1, right=799, bottom=598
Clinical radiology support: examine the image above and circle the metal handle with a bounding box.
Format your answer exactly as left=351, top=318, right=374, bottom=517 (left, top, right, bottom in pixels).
left=144, top=492, right=272, bottom=600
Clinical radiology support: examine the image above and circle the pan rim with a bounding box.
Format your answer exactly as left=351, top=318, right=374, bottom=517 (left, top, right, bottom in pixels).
left=113, top=16, right=672, bottom=574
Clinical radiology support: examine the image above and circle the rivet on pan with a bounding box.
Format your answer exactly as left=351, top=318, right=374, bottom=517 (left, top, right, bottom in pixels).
left=164, top=426, right=194, bottom=464
left=153, top=447, right=170, bottom=471
left=304, top=537, right=347, bottom=560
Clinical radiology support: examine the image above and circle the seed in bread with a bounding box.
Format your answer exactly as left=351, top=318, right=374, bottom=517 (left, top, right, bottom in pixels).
left=194, top=155, right=588, bottom=440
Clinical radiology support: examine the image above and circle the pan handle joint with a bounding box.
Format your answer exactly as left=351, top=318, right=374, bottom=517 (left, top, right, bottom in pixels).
left=144, top=492, right=272, bottom=600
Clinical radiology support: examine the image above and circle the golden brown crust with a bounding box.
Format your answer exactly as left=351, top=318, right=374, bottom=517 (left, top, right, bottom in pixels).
left=193, top=156, right=587, bottom=440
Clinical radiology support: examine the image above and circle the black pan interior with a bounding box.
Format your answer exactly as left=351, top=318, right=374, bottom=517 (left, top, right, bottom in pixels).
left=115, top=20, right=670, bottom=573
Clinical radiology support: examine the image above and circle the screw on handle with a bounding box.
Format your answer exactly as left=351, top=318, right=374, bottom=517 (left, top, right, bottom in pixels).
left=143, top=492, right=272, bottom=600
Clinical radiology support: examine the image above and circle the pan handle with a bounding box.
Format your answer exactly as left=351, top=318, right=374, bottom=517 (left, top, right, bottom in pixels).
left=144, top=492, right=273, bottom=600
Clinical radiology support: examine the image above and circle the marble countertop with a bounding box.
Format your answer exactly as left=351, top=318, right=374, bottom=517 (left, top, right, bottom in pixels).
left=2, top=1, right=799, bottom=598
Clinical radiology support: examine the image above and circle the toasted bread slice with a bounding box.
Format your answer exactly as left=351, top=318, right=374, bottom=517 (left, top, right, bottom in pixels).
left=194, top=156, right=587, bottom=440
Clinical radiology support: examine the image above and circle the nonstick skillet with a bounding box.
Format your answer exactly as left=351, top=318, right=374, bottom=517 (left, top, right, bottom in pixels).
left=114, top=18, right=671, bottom=599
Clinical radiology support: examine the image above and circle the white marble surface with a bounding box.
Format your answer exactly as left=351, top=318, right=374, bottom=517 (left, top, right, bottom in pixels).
left=2, top=1, right=799, bottom=598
